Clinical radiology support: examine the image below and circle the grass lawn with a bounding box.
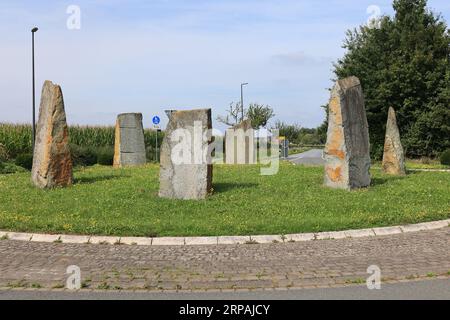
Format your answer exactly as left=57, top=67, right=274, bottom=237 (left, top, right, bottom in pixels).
left=372, top=160, right=450, bottom=170
left=0, top=163, right=449, bottom=237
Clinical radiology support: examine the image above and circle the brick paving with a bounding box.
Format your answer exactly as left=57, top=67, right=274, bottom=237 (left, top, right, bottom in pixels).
left=0, top=228, right=449, bottom=291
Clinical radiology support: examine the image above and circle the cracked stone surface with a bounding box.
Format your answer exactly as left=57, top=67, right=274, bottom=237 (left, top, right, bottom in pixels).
left=159, top=109, right=213, bottom=200
left=382, top=107, right=406, bottom=175
left=31, top=80, right=73, bottom=189
left=324, top=76, right=371, bottom=190
left=113, top=113, right=146, bottom=168
left=0, top=228, right=448, bottom=291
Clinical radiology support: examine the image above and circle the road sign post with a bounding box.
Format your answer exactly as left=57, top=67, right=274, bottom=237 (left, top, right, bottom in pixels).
left=152, top=116, right=161, bottom=162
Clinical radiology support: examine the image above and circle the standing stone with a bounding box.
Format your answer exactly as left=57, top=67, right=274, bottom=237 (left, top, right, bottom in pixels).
left=31, top=81, right=73, bottom=188
left=159, top=109, right=213, bottom=200
left=113, top=113, right=146, bottom=168
left=324, top=76, right=371, bottom=190
left=225, top=119, right=256, bottom=164
left=382, top=107, right=405, bottom=175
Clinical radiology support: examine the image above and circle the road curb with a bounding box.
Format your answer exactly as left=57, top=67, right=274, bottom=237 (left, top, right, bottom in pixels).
left=0, top=219, right=448, bottom=247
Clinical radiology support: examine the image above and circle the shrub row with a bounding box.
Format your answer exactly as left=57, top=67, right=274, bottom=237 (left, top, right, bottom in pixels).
left=69, top=145, right=114, bottom=167
left=0, top=123, right=164, bottom=167
left=440, top=149, right=450, bottom=166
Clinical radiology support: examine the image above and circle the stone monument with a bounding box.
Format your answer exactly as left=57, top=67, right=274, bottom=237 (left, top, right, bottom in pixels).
left=382, top=107, right=406, bottom=175
left=31, top=80, right=73, bottom=188
left=225, top=119, right=256, bottom=164
left=159, top=109, right=213, bottom=200
left=324, top=76, right=371, bottom=190
left=113, top=113, right=146, bottom=168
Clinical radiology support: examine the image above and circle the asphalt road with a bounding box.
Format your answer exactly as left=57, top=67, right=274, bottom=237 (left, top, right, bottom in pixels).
left=1, top=278, right=448, bottom=300
left=287, top=149, right=325, bottom=166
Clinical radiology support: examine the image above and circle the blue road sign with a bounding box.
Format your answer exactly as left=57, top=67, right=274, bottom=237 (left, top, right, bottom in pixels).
left=152, top=116, right=160, bottom=125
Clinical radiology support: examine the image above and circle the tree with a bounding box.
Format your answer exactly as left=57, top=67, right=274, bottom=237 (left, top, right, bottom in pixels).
left=332, top=0, right=449, bottom=159
left=217, top=102, right=275, bottom=129
left=216, top=102, right=243, bottom=127
left=246, top=104, right=275, bottom=129
left=273, top=121, right=302, bottom=144
left=273, top=121, right=325, bottom=145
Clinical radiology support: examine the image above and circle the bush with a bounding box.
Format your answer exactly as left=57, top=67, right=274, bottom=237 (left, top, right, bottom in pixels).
left=96, top=147, right=114, bottom=166
left=0, top=160, right=15, bottom=174
left=15, top=153, right=33, bottom=170
left=440, top=149, right=450, bottom=166
left=0, top=162, right=26, bottom=174
left=0, top=143, right=9, bottom=162
left=70, top=144, right=97, bottom=167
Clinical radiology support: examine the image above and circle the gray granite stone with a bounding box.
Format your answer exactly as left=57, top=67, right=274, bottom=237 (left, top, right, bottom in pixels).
left=113, top=113, right=146, bottom=167
left=159, top=109, right=213, bottom=200
left=225, top=119, right=256, bottom=164
left=324, top=76, right=371, bottom=190
left=382, top=107, right=406, bottom=175
left=31, top=81, right=73, bottom=189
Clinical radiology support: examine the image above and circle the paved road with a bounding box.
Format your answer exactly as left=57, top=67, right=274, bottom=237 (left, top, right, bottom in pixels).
left=0, top=278, right=448, bottom=300
left=0, top=228, right=448, bottom=292
left=287, top=149, right=325, bottom=166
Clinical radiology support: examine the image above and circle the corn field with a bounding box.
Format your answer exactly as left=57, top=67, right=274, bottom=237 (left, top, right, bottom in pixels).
left=0, top=123, right=163, bottom=160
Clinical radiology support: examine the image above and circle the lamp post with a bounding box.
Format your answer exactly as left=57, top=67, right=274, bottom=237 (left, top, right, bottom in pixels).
left=31, top=27, right=38, bottom=152
left=240, top=82, right=248, bottom=123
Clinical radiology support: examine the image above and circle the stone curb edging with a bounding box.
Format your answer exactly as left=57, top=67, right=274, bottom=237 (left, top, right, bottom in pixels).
left=0, top=219, right=449, bottom=247
left=2, top=275, right=449, bottom=294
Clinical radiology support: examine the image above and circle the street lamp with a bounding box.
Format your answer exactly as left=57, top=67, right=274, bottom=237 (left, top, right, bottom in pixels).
left=240, top=82, right=248, bottom=122
left=31, top=27, right=38, bottom=153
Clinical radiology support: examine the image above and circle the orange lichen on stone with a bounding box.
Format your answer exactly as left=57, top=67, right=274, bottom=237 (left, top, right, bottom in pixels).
left=382, top=142, right=400, bottom=174
left=113, top=120, right=121, bottom=167
left=324, top=76, right=371, bottom=190
left=113, top=113, right=146, bottom=168
left=326, top=127, right=345, bottom=160
left=329, top=97, right=342, bottom=125
left=382, top=107, right=405, bottom=175
left=326, top=166, right=342, bottom=182
left=31, top=80, right=73, bottom=188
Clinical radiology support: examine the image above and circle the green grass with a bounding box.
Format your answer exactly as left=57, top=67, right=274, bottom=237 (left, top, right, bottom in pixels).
left=0, top=163, right=448, bottom=237
left=372, top=160, right=450, bottom=170
left=404, top=160, right=449, bottom=170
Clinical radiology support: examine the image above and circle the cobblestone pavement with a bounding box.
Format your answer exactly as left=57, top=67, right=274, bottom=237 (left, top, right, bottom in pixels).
left=0, top=228, right=449, bottom=292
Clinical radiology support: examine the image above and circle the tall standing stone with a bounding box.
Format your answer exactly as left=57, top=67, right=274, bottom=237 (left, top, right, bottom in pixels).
left=31, top=81, right=73, bottom=188
left=113, top=113, right=146, bottom=168
left=324, top=76, right=371, bottom=190
left=225, top=119, right=256, bottom=164
left=382, top=107, right=406, bottom=175
left=159, top=109, right=213, bottom=200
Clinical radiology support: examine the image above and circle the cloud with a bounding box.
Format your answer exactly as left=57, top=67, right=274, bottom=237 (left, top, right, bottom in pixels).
left=271, top=51, right=333, bottom=66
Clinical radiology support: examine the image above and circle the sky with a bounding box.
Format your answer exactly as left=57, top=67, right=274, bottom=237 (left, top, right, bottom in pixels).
left=0, top=0, right=449, bottom=130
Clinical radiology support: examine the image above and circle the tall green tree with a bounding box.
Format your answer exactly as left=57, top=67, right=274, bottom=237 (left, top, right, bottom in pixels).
left=333, top=0, right=449, bottom=158
left=217, top=102, right=275, bottom=129
left=246, top=103, right=275, bottom=129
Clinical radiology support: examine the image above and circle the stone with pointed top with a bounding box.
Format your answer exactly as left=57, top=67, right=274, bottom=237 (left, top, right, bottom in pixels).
left=324, top=76, right=371, bottom=190
left=31, top=81, right=73, bottom=189
left=382, top=107, right=406, bottom=175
